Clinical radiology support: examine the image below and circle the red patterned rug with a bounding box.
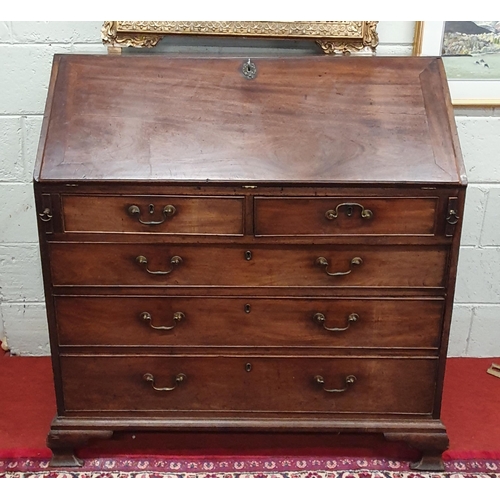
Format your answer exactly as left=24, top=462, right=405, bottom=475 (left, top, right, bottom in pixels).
left=2, top=456, right=500, bottom=478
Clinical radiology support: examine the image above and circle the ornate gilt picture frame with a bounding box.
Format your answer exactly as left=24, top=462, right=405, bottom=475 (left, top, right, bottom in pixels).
left=102, top=21, right=378, bottom=55
left=413, top=21, right=500, bottom=106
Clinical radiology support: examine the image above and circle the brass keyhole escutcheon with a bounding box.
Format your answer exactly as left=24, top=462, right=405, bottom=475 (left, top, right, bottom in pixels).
left=149, top=204, right=155, bottom=214
left=242, top=59, right=257, bottom=79
left=244, top=304, right=251, bottom=314
left=245, top=363, right=252, bottom=372
left=245, top=250, right=252, bottom=261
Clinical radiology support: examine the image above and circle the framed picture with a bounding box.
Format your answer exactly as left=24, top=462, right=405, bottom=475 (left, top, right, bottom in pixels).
left=102, top=21, right=379, bottom=55
left=413, top=21, right=500, bottom=106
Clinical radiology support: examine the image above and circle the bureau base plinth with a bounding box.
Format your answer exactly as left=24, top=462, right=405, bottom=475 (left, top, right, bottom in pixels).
left=47, top=416, right=448, bottom=471
left=384, top=431, right=449, bottom=472
left=47, top=427, right=114, bottom=467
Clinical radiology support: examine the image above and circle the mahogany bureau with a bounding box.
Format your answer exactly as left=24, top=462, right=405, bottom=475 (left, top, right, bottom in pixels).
left=34, top=54, right=466, bottom=471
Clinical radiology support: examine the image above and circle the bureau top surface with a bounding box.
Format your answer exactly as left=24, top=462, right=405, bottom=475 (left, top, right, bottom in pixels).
left=35, top=54, right=465, bottom=185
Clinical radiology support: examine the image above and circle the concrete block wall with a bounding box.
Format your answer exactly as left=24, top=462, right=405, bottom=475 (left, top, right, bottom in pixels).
left=0, top=21, right=498, bottom=356
left=451, top=109, right=500, bottom=356
left=0, top=22, right=107, bottom=355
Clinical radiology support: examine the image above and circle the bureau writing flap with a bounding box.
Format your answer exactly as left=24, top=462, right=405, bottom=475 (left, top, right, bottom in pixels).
left=35, top=54, right=465, bottom=186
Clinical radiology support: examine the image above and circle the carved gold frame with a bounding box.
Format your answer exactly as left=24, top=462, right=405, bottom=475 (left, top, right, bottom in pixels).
left=102, top=21, right=378, bottom=55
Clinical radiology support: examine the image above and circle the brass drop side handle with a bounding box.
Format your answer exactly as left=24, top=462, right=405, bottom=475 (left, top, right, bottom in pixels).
left=314, top=374, right=357, bottom=393
left=316, top=256, right=363, bottom=276
left=446, top=209, right=459, bottom=225
left=313, top=312, right=359, bottom=332
left=140, top=311, right=185, bottom=331
left=39, top=207, right=53, bottom=222
left=325, top=203, right=373, bottom=220
left=127, top=204, right=177, bottom=225
left=143, top=372, right=186, bottom=391
left=136, top=255, right=183, bottom=275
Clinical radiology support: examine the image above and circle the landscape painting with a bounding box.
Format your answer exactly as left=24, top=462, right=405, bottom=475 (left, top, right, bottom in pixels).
left=442, top=21, right=500, bottom=80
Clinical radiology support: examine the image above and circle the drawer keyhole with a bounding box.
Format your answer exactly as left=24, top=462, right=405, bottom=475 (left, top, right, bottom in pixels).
left=148, top=204, right=155, bottom=214
left=245, top=250, right=252, bottom=261
left=244, top=304, right=251, bottom=314
left=245, top=363, right=252, bottom=372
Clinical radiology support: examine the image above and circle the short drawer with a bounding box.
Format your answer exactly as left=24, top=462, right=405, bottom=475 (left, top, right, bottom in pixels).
left=55, top=296, right=444, bottom=349
left=60, top=355, right=438, bottom=415
left=49, top=243, right=448, bottom=289
left=61, top=195, right=244, bottom=235
left=254, top=197, right=438, bottom=236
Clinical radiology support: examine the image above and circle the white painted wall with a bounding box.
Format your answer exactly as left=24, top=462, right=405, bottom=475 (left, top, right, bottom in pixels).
left=0, top=21, right=498, bottom=356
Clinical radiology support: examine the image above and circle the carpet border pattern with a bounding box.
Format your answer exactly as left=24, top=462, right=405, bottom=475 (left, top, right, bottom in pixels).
left=2, top=457, right=500, bottom=477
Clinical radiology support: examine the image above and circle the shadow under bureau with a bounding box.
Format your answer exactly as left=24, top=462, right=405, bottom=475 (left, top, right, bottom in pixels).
left=34, top=54, right=466, bottom=471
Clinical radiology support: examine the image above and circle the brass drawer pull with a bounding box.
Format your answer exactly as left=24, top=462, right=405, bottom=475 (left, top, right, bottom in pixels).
left=136, top=255, right=183, bottom=275
left=314, top=374, right=357, bottom=393
left=143, top=372, right=186, bottom=391
left=313, top=312, right=359, bottom=332
left=325, top=203, right=373, bottom=220
left=128, top=204, right=177, bottom=225
left=315, top=256, right=363, bottom=276
left=140, top=311, right=185, bottom=330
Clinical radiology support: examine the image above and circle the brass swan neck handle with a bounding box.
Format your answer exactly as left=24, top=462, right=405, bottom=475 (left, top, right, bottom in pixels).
left=316, top=256, right=363, bottom=276
left=325, top=203, right=373, bottom=220
left=143, top=373, right=186, bottom=391
left=314, top=375, right=357, bottom=393
left=313, top=312, right=359, bottom=332
left=136, top=255, right=183, bottom=275
left=140, top=311, right=185, bottom=331
left=128, top=204, right=176, bottom=225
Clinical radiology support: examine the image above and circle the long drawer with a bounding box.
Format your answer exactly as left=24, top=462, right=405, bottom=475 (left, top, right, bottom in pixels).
left=60, top=355, right=438, bottom=415
left=54, top=296, right=444, bottom=348
left=49, top=243, right=448, bottom=289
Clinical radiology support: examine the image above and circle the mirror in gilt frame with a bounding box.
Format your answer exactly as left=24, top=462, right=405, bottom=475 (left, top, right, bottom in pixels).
left=102, top=21, right=379, bottom=55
